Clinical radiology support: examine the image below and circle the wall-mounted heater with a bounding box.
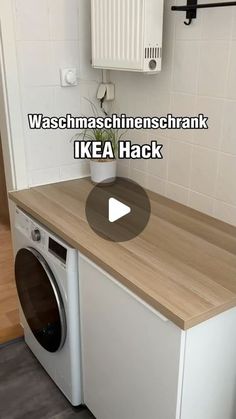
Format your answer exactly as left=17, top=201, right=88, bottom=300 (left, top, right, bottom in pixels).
left=91, top=0, right=164, bottom=74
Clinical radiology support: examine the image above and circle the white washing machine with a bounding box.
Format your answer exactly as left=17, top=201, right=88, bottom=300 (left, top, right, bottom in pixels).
left=13, top=207, right=82, bottom=406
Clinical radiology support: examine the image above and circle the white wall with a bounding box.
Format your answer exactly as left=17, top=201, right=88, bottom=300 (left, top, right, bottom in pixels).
left=2, top=0, right=236, bottom=226
left=112, top=0, right=236, bottom=227
left=12, top=0, right=101, bottom=187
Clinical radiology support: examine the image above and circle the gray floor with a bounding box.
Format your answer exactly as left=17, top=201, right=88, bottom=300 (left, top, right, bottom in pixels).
left=0, top=339, right=94, bottom=419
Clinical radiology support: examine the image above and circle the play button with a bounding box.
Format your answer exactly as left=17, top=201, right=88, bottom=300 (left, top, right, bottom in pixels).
left=109, top=198, right=131, bottom=223
left=85, top=177, right=151, bottom=242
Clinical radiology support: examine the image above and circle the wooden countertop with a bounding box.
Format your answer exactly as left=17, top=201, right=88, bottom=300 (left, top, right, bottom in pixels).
left=9, top=178, right=236, bottom=330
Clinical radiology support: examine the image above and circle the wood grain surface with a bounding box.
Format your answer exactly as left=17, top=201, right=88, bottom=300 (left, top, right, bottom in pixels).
left=0, top=220, right=22, bottom=343
left=9, top=178, right=236, bottom=330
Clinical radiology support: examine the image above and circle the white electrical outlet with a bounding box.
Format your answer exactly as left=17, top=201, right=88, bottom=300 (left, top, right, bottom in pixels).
left=97, top=83, right=115, bottom=101
left=60, top=68, right=78, bottom=87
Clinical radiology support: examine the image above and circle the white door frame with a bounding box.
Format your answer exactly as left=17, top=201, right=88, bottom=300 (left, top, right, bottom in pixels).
left=0, top=0, right=28, bottom=191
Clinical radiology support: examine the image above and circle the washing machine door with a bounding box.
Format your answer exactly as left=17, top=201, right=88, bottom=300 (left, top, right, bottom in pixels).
left=15, top=247, right=66, bottom=353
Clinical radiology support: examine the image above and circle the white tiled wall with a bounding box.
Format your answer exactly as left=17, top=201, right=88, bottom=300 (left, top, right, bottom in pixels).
left=13, top=0, right=101, bottom=187
left=112, top=0, right=236, bottom=226
left=9, top=0, right=236, bottom=226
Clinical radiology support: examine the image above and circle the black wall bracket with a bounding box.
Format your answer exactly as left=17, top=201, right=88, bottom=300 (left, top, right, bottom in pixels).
left=172, top=1, right=236, bottom=26
left=183, top=0, right=197, bottom=26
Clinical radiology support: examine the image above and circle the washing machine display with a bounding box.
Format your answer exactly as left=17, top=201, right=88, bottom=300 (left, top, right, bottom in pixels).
left=15, top=247, right=66, bottom=353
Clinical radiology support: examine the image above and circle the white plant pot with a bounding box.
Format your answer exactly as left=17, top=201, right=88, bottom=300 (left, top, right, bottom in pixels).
left=90, top=159, right=117, bottom=185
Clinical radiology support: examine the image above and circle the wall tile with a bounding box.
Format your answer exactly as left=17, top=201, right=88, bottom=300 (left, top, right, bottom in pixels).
left=25, top=130, right=62, bottom=171
left=54, top=86, right=81, bottom=116
left=188, top=190, right=214, bottom=215
left=147, top=175, right=166, bottom=195
left=54, top=131, right=78, bottom=166
left=216, top=154, right=236, bottom=206
left=147, top=138, right=168, bottom=179
left=113, top=72, right=149, bottom=116
left=29, top=167, right=60, bottom=187
left=214, top=200, right=236, bottom=226
left=172, top=40, right=200, bottom=94
left=48, top=0, right=79, bottom=40
left=201, top=7, right=233, bottom=40
left=127, top=129, right=147, bottom=144
left=117, top=163, right=130, bottom=178
left=14, top=0, right=50, bottom=41
left=131, top=158, right=148, bottom=173
left=17, top=41, right=56, bottom=87
left=13, top=0, right=100, bottom=189
left=169, top=93, right=196, bottom=142
left=232, top=9, right=236, bottom=39
left=129, top=169, right=147, bottom=188
left=13, top=0, right=236, bottom=226
left=118, top=158, right=130, bottom=170
left=144, top=95, right=171, bottom=139
left=165, top=182, right=189, bottom=205
left=198, top=41, right=229, bottom=97
left=221, top=100, right=236, bottom=155
left=193, top=96, right=223, bottom=150
left=59, top=162, right=89, bottom=181
left=79, top=44, right=101, bottom=82
left=168, top=140, right=192, bottom=187
left=52, top=40, right=80, bottom=85
left=111, top=4, right=236, bottom=227
left=190, top=146, right=218, bottom=196
left=79, top=82, right=100, bottom=116
left=226, top=41, right=236, bottom=100
left=21, top=86, right=54, bottom=116
left=145, top=93, right=171, bottom=117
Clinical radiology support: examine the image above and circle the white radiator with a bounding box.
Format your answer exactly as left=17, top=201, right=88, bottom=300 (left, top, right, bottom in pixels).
left=91, top=0, right=164, bottom=74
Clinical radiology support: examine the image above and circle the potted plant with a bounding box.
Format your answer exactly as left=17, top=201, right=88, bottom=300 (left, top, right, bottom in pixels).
left=86, top=127, right=119, bottom=184
left=72, top=101, right=125, bottom=185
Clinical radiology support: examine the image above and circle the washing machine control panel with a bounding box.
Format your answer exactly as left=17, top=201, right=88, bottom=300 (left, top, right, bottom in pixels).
left=15, top=207, right=69, bottom=267
left=15, top=207, right=30, bottom=235
left=16, top=208, right=46, bottom=248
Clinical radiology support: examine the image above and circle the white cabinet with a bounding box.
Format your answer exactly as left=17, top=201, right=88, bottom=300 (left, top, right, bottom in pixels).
left=181, top=312, right=236, bottom=419
left=79, top=254, right=185, bottom=419
left=79, top=254, right=236, bottom=419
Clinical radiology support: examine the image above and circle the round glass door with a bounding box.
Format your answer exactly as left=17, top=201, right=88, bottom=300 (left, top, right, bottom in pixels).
left=15, top=247, right=66, bottom=353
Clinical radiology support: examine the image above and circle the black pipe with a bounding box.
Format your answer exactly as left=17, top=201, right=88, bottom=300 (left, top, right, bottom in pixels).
left=172, top=2, right=236, bottom=12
